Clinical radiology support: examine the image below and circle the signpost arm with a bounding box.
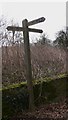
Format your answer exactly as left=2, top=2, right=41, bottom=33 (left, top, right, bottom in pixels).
left=28, top=17, right=45, bottom=26
left=22, top=19, right=35, bottom=111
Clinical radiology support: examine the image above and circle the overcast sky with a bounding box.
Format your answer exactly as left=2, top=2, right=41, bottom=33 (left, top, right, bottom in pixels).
left=0, top=2, right=66, bottom=42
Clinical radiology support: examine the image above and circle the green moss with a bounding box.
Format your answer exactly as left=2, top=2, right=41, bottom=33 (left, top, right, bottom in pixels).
left=1, top=81, right=27, bottom=91
left=1, top=73, right=67, bottom=91
left=57, top=73, right=67, bottom=78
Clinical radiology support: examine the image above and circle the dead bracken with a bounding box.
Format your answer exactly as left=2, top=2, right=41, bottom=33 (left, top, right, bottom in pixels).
left=11, top=100, right=67, bottom=120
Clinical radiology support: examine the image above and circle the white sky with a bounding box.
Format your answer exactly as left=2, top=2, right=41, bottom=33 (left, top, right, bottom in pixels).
left=0, top=1, right=66, bottom=42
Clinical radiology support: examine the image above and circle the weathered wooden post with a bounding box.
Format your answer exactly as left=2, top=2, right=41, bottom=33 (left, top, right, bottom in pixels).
left=7, top=17, right=45, bottom=111
left=22, top=19, right=34, bottom=110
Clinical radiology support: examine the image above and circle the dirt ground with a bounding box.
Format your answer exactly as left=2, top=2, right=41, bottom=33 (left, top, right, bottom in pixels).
left=11, top=99, right=67, bottom=120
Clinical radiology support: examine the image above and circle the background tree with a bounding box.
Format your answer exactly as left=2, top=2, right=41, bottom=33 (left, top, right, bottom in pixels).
left=37, top=33, right=51, bottom=45
left=66, top=27, right=68, bottom=48
left=0, top=16, right=23, bottom=46
left=53, top=29, right=68, bottom=49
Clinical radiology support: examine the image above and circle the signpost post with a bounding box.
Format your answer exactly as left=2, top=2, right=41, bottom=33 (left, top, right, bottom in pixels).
left=7, top=17, right=45, bottom=111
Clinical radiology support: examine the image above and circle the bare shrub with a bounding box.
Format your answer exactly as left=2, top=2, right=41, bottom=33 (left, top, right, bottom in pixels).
left=2, top=43, right=66, bottom=85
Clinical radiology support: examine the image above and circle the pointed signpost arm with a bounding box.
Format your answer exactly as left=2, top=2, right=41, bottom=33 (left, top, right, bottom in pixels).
left=7, top=26, right=43, bottom=33
left=29, top=28, right=43, bottom=33
left=28, top=17, right=45, bottom=26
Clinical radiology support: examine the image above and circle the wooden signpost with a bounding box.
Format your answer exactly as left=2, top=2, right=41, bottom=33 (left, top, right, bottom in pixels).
left=7, top=17, right=45, bottom=111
